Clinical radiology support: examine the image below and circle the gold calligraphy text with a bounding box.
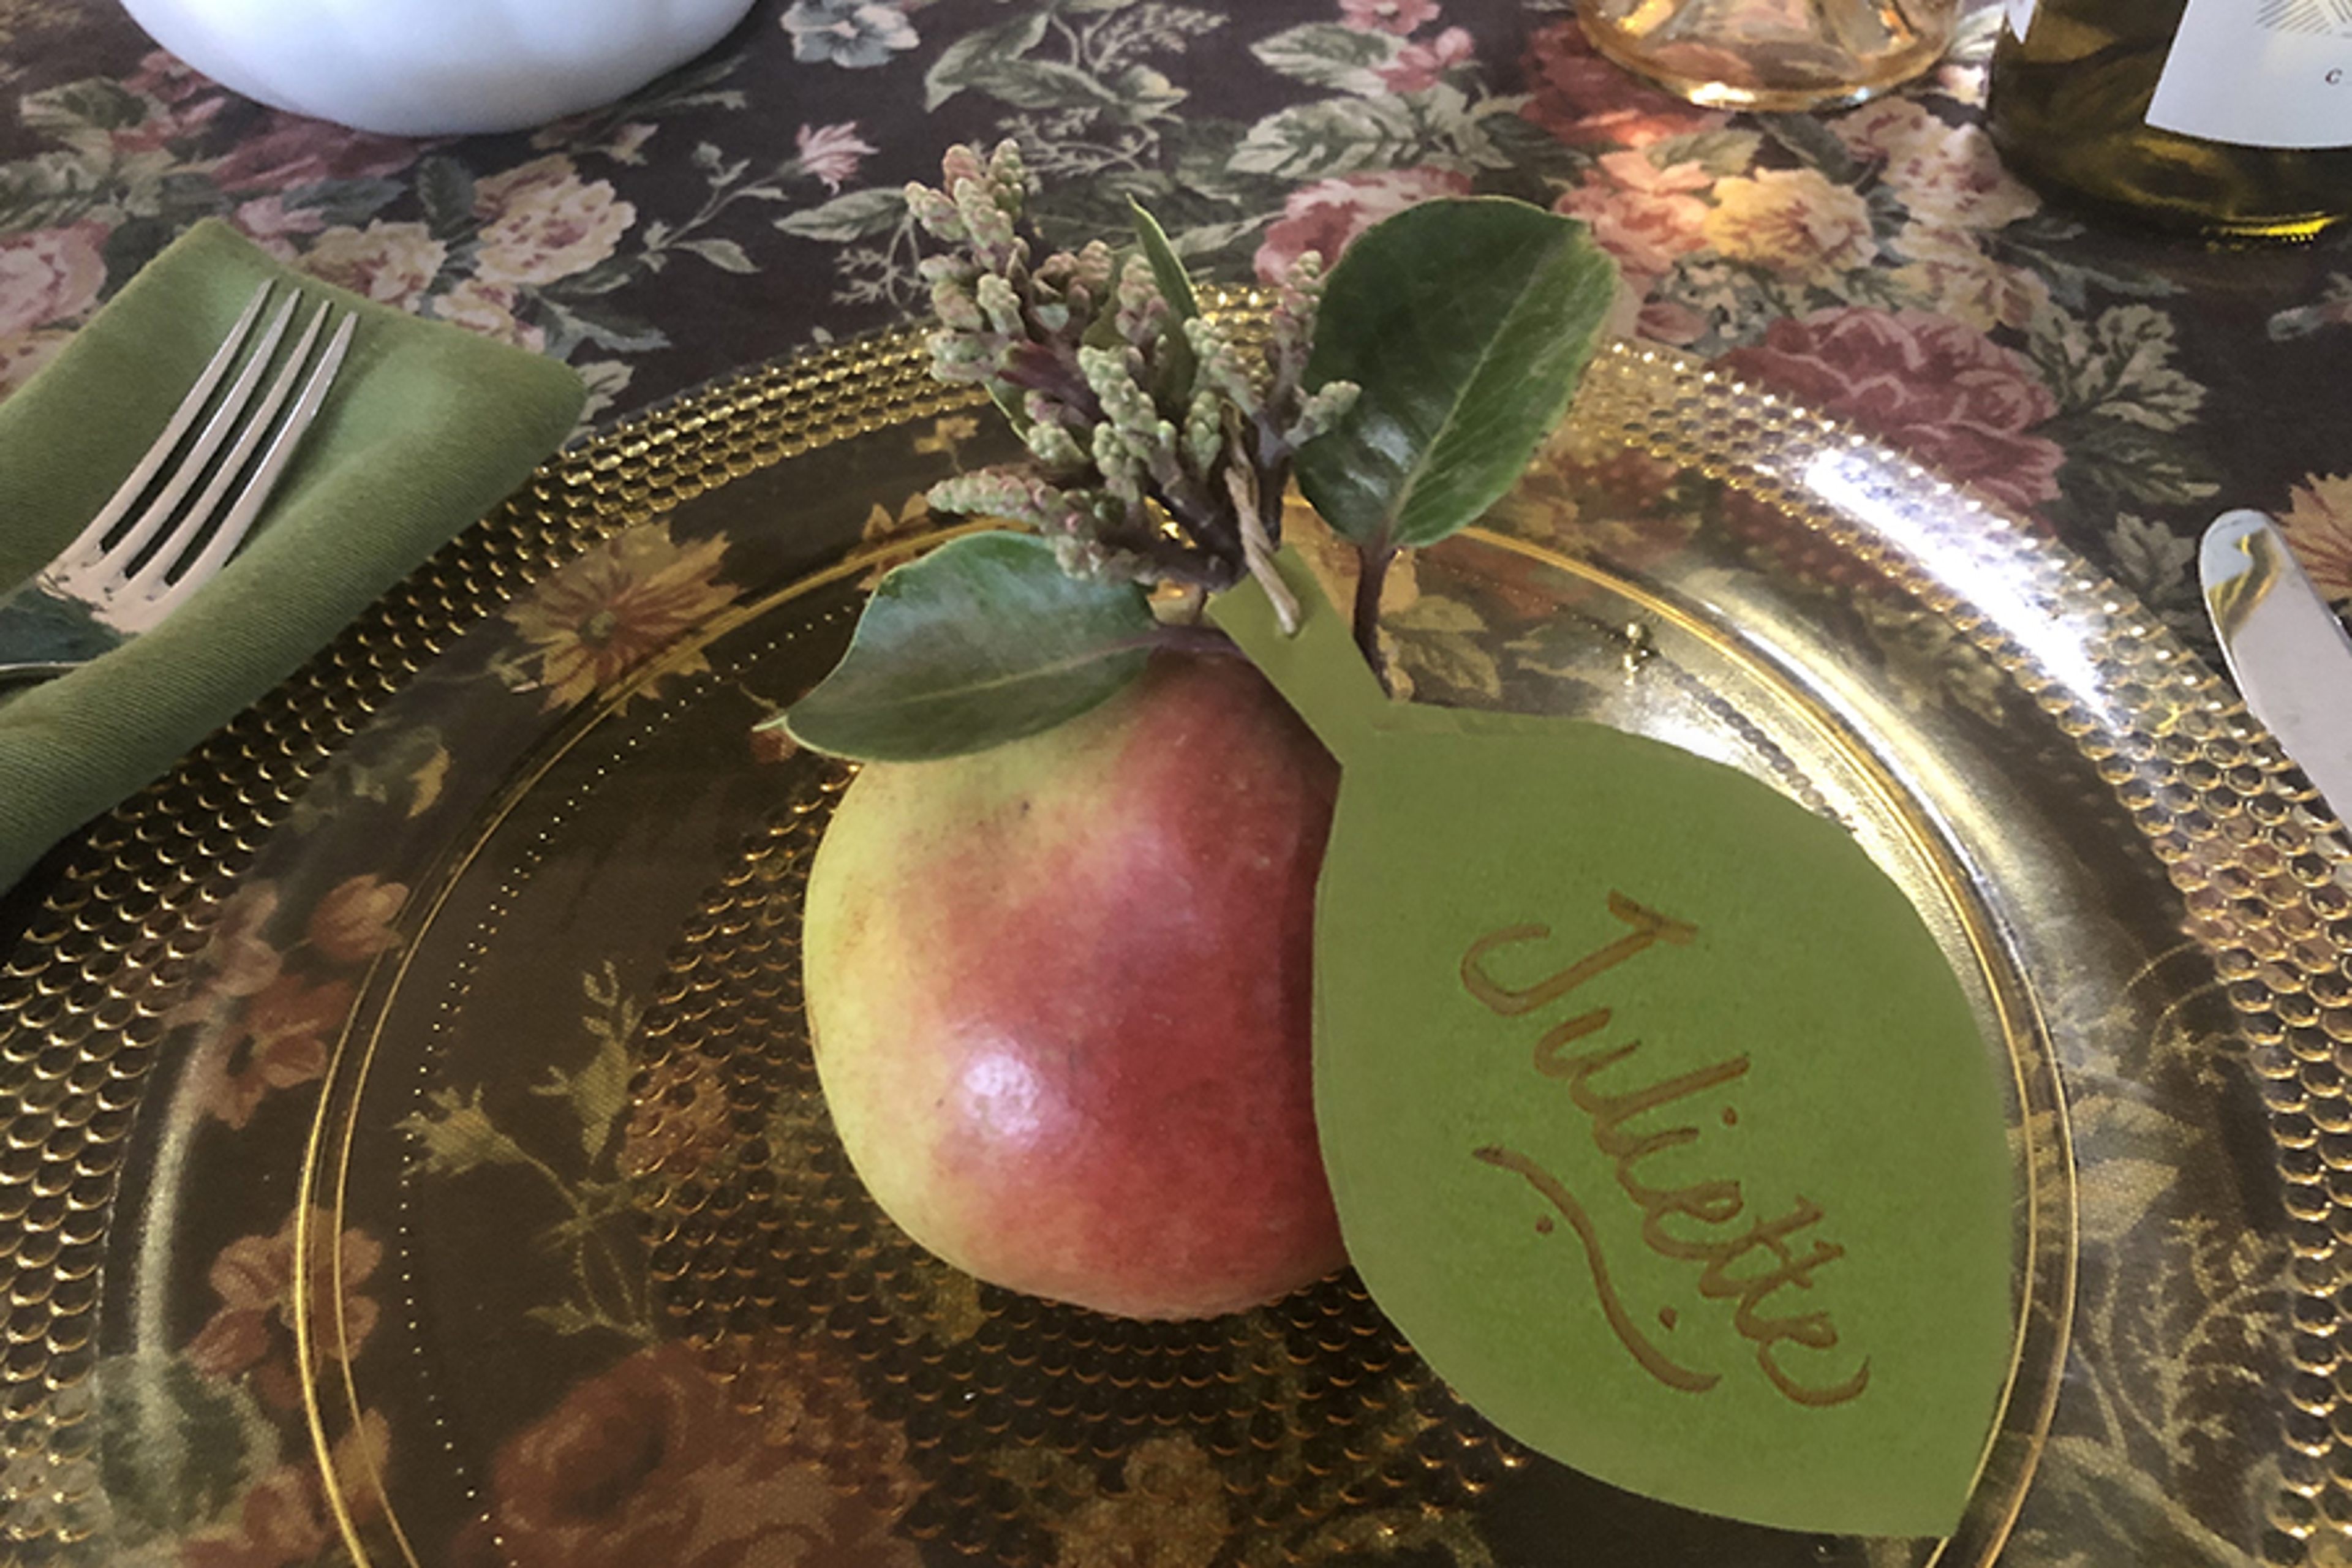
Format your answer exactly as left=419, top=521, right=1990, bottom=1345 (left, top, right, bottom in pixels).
left=1463, top=892, right=1871, bottom=1409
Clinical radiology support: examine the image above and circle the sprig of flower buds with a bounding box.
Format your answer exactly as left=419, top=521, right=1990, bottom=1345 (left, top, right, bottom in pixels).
left=910, top=141, right=1358, bottom=592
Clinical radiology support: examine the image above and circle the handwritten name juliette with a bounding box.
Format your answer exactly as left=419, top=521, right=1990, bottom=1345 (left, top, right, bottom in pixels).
left=1461, top=891, right=1870, bottom=1409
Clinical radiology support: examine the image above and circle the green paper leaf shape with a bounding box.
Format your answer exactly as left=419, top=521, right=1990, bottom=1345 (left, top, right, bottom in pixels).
left=1209, top=553, right=2015, bottom=1539
left=780, top=530, right=1156, bottom=761
left=1297, top=198, right=1618, bottom=553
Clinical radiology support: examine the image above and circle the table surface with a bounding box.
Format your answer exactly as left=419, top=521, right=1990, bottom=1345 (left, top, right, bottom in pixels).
left=7, top=0, right=2352, bottom=639
left=6, top=1, right=2352, bottom=1564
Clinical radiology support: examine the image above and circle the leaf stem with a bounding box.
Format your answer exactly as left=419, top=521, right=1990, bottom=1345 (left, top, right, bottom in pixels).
left=1352, top=539, right=1396, bottom=693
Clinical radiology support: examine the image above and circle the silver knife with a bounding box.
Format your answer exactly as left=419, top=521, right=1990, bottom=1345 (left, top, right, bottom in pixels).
left=2201, top=508, right=2352, bottom=825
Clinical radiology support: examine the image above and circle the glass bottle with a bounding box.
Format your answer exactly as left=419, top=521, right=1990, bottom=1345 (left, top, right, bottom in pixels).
left=1986, top=0, right=2352, bottom=242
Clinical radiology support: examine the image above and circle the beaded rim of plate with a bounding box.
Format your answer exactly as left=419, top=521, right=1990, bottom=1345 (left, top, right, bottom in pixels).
left=1, top=314, right=2345, bottom=1564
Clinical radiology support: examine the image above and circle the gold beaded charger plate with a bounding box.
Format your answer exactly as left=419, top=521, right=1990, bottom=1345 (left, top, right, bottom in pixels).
left=2, top=329, right=2345, bottom=1568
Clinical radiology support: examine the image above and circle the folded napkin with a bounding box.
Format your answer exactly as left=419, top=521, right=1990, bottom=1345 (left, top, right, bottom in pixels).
left=0, top=219, right=586, bottom=891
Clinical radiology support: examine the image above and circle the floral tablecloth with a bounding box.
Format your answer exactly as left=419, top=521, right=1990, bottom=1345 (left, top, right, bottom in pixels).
left=7, top=2, right=2352, bottom=1566
left=6, top=0, right=2352, bottom=636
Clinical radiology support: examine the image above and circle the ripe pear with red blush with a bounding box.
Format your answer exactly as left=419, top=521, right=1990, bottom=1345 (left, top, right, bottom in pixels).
left=802, top=650, right=1346, bottom=1321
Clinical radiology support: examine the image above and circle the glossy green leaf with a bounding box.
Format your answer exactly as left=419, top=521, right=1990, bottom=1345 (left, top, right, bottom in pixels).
left=1128, top=197, right=1199, bottom=321
left=1297, top=198, right=1618, bottom=552
left=1207, top=552, right=2016, bottom=1538
left=778, top=531, right=1157, bottom=761
left=1127, top=198, right=1199, bottom=407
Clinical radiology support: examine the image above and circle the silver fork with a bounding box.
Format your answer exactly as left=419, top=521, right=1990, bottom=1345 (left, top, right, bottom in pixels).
left=0, top=281, right=357, bottom=685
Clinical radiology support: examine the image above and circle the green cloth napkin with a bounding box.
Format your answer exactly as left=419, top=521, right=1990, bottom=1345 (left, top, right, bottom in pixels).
left=0, top=219, right=586, bottom=892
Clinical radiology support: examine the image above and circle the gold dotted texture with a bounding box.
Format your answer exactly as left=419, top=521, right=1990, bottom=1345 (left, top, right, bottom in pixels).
left=623, top=767, right=1523, bottom=1568
left=0, top=333, right=979, bottom=1560
left=2, top=318, right=2348, bottom=1562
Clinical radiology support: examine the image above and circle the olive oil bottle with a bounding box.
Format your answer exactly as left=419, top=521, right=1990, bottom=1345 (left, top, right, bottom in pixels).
left=1986, top=0, right=2352, bottom=241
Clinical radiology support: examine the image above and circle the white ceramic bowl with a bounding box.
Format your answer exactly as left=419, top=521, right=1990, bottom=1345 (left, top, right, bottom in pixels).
left=118, top=0, right=760, bottom=137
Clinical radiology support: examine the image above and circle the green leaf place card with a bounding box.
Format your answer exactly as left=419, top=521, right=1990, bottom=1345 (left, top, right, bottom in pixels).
left=1210, top=550, right=2015, bottom=1540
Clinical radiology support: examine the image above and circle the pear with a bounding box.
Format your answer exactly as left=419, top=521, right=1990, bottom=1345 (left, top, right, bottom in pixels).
left=802, top=652, right=1345, bottom=1320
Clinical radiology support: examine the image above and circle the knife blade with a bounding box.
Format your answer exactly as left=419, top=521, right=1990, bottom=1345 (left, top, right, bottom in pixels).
left=2200, top=508, right=2352, bottom=825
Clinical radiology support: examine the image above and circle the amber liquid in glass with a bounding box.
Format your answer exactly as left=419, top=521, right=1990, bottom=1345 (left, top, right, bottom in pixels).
left=1575, top=0, right=1959, bottom=111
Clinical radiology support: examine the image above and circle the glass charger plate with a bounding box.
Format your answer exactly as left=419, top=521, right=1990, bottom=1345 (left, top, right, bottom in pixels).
left=3, top=329, right=2346, bottom=1568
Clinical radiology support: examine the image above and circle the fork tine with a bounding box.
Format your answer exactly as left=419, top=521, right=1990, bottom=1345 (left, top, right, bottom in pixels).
left=134, top=303, right=357, bottom=616
left=43, top=281, right=278, bottom=583
left=87, top=291, right=304, bottom=587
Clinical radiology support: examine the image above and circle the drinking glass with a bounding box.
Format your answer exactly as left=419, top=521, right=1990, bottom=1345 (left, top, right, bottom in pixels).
left=1575, top=0, right=1961, bottom=111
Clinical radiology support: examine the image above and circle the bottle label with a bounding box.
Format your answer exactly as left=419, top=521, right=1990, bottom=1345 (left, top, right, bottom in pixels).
left=2147, top=0, right=2352, bottom=149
